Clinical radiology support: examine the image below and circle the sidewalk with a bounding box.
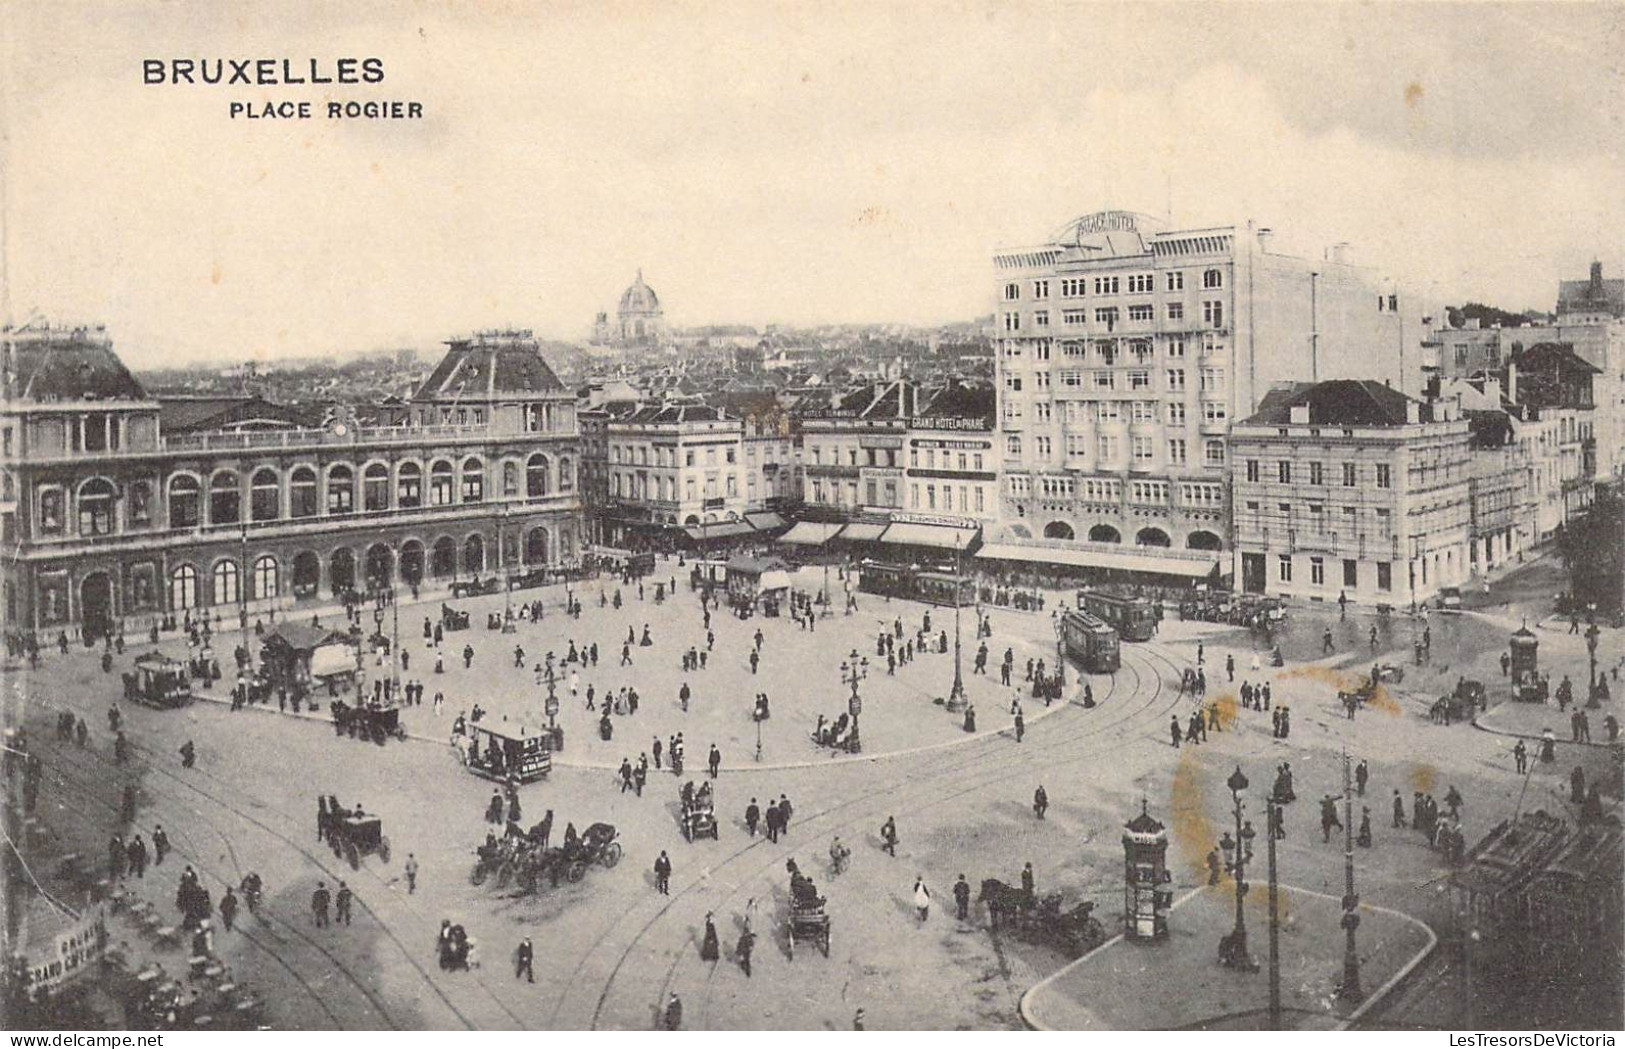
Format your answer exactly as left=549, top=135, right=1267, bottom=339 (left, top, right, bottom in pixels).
left=1020, top=883, right=1435, bottom=1031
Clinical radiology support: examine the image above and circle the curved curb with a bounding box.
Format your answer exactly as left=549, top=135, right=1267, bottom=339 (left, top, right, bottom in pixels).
left=184, top=670, right=1092, bottom=774
left=1018, top=883, right=1438, bottom=1032
left=1469, top=707, right=1621, bottom=750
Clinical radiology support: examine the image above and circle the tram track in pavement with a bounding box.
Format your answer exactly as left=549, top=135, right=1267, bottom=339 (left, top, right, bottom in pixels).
left=17, top=682, right=528, bottom=1031
left=557, top=640, right=1188, bottom=1029
left=635, top=642, right=1188, bottom=1031
left=24, top=735, right=369, bottom=1030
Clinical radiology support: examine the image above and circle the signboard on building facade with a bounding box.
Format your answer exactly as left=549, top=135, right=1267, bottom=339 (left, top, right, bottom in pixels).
left=21, top=908, right=107, bottom=996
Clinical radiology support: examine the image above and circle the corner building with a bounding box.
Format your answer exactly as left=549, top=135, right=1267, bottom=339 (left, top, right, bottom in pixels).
left=991, top=210, right=1435, bottom=572
left=1, top=326, right=584, bottom=637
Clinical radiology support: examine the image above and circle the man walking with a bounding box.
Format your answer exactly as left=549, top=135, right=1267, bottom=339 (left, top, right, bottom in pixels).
left=153, top=824, right=169, bottom=866
left=335, top=881, right=353, bottom=926
left=515, top=938, right=534, bottom=983
left=708, top=744, right=722, bottom=778
left=881, top=816, right=899, bottom=857
left=1513, top=739, right=1528, bottom=774
left=405, top=853, right=419, bottom=894
left=654, top=850, right=672, bottom=895
left=311, top=882, right=331, bottom=927
left=953, top=874, right=971, bottom=920
left=745, top=797, right=761, bottom=837
left=1033, top=785, right=1048, bottom=820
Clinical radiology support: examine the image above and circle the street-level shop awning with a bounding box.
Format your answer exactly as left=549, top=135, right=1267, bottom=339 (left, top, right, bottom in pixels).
left=744, top=512, right=787, bottom=532
left=836, top=522, right=887, bottom=542
left=975, top=542, right=1220, bottom=579
left=685, top=521, right=756, bottom=541
left=778, top=521, right=844, bottom=546
left=879, top=522, right=979, bottom=550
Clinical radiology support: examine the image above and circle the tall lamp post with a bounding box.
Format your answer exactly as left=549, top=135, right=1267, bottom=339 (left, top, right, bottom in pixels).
left=947, top=534, right=967, bottom=712
left=541, top=658, right=561, bottom=751
left=1585, top=613, right=1600, bottom=702
left=1338, top=750, right=1364, bottom=1004
left=820, top=559, right=833, bottom=619
left=1217, top=765, right=1258, bottom=972
left=1053, top=606, right=1067, bottom=690
left=501, top=505, right=516, bottom=634
left=840, top=648, right=868, bottom=754
left=1265, top=794, right=1282, bottom=1029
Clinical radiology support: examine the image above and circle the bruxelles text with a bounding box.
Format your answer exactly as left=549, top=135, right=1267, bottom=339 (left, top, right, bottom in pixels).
left=141, top=58, right=384, bottom=86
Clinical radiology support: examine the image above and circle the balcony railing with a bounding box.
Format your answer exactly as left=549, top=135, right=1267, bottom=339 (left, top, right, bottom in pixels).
left=22, top=422, right=579, bottom=463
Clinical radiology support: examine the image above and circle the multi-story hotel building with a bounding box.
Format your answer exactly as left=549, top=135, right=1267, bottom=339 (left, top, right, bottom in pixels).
left=990, top=210, right=1437, bottom=574
left=1, top=325, right=583, bottom=638
left=1228, top=379, right=1471, bottom=605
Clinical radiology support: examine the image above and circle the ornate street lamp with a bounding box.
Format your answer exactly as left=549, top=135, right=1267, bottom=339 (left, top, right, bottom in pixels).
left=947, top=533, right=968, bottom=712
left=1338, top=751, right=1364, bottom=1004
left=840, top=648, right=868, bottom=753
left=1217, top=765, right=1258, bottom=972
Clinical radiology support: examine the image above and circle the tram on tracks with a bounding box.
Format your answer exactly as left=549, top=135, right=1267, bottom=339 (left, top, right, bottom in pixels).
left=1059, top=608, right=1120, bottom=674
left=857, top=560, right=976, bottom=607
left=1076, top=590, right=1160, bottom=642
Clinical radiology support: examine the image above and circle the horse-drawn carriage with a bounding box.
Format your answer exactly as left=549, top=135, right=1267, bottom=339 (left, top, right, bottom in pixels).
left=124, top=654, right=193, bottom=709
left=784, top=862, right=830, bottom=959
left=977, top=879, right=1107, bottom=957
left=450, top=577, right=503, bottom=599
left=440, top=603, right=471, bottom=632
left=329, top=700, right=406, bottom=744
left=1437, top=678, right=1487, bottom=722
left=680, top=781, right=718, bottom=842
left=470, top=821, right=621, bottom=892
left=329, top=809, right=391, bottom=870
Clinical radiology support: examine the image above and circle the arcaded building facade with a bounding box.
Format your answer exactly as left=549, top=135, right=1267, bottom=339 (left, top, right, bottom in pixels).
left=1, top=326, right=583, bottom=638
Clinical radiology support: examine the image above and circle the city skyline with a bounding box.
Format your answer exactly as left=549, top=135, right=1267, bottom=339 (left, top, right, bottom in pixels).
left=3, top=1, right=1622, bottom=366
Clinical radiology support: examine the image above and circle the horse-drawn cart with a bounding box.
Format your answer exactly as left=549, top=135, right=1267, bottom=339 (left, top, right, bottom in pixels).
left=329, top=811, right=391, bottom=870
left=680, top=782, right=718, bottom=842
left=785, top=891, right=830, bottom=959
left=469, top=821, right=621, bottom=893
left=330, top=700, right=406, bottom=744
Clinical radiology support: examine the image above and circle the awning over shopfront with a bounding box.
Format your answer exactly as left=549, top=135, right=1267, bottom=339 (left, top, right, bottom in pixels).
left=836, top=522, right=888, bottom=542
left=975, top=542, right=1221, bottom=579
left=744, top=512, right=787, bottom=532
left=778, top=521, right=844, bottom=546
left=685, top=521, right=756, bottom=541
left=879, top=522, right=979, bottom=550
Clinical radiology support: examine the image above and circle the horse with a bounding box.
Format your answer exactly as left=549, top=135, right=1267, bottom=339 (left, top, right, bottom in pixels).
left=977, top=879, right=1033, bottom=929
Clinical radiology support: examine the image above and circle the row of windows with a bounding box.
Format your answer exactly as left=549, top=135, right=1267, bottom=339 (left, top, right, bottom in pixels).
left=615, top=472, right=739, bottom=502
left=1002, top=332, right=1226, bottom=361
left=34, top=455, right=572, bottom=537
left=1007, top=300, right=1224, bottom=333
left=1005, top=270, right=1223, bottom=302
left=1005, top=433, right=1226, bottom=465
left=1274, top=555, right=1392, bottom=591
left=611, top=444, right=736, bottom=467
left=1243, top=459, right=1391, bottom=488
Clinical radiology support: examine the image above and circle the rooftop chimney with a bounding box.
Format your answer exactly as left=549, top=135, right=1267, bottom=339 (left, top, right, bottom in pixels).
left=1257, top=227, right=1274, bottom=252
left=1327, top=242, right=1351, bottom=265
left=1592, top=260, right=1604, bottom=296
left=1507, top=359, right=1518, bottom=404
left=1289, top=404, right=1310, bottom=425
left=1406, top=400, right=1421, bottom=424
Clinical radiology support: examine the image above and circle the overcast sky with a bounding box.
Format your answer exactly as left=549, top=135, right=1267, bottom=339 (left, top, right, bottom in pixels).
left=3, top=0, right=1622, bottom=367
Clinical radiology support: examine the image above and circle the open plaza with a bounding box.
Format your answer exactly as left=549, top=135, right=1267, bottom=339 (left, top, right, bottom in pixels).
left=6, top=550, right=1621, bottom=1031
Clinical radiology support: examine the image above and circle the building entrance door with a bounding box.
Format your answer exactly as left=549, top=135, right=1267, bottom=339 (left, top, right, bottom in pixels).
left=81, top=572, right=114, bottom=639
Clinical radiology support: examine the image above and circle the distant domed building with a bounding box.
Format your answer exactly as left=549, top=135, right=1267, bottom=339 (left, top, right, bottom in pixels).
left=615, top=269, right=666, bottom=346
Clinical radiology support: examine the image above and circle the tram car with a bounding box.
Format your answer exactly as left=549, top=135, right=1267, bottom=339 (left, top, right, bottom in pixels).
left=456, top=722, right=552, bottom=783
left=856, top=561, right=977, bottom=607
left=124, top=654, right=193, bottom=708
left=1059, top=609, right=1121, bottom=674
left=1077, top=590, right=1160, bottom=642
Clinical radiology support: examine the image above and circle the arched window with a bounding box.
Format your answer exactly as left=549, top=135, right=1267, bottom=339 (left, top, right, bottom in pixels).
left=397, top=462, right=423, bottom=508
left=1042, top=520, right=1074, bottom=541
left=431, top=536, right=457, bottom=577
left=290, top=467, right=318, bottom=518
left=558, top=456, right=573, bottom=491
left=78, top=478, right=116, bottom=536
left=363, top=463, right=391, bottom=512
left=253, top=555, right=280, bottom=599
left=209, top=472, right=241, bottom=525
left=169, top=564, right=199, bottom=610
left=1136, top=527, right=1171, bottom=547
left=1088, top=524, right=1121, bottom=543
left=461, top=458, right=484, bottom=503
left=327, top=465, right=354, bottom=515
left=463, top=533, right=485, bottom=574
left=430, top=461, right=454, bottom=506
left=527, top=454, right=550, bottom=497
left=502, top=461, right=520, bottom=497
left=212, top=560, right=240, bottom=605
left=169, top=476, right=201, bottom=528
left=1202, top=268, right=1223, bottom=289
left=250, top=468, right=280, bottom=521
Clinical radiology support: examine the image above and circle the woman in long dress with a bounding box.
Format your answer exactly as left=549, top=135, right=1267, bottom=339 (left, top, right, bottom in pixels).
left=700, top=912, right=719, bottom=962
left=913, top=877, right=931, bottom=922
